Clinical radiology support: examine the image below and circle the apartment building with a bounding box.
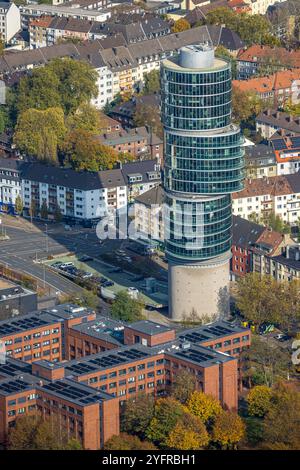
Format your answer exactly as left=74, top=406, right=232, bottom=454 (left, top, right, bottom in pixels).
left=21, top=162, right=127, bottom=224
left=0, top=25, right=244, bottom=108
left=98, top=126, right=163, bottom=162
left=233, top=70, right=300, bottom=106
left=245, top=144, right=277, bottom=179
left=243, top=0, right=284, bottom=15
left=0, top=158, right=22, bottom=215
left=20, top=4, right=111, bottom=29
left=253, top=243, right=300, bottom=281
left=121, top=159, right=161, bottom=203
left=237, top=45, right=300, bottom=79
left=232, top=173, right=300, bottom=225
left=134, top=185, right=164, bottom=242
left=256, top=110, right=300, bottom=140
left=231, top=215, right=289, bottom=279
left=0, top=2, right=21, bottom=43
left=271, top=136, right=300, bottom=176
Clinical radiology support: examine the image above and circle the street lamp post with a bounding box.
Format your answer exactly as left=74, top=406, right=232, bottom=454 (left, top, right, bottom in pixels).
left=45, top=223, right=48, bottom=253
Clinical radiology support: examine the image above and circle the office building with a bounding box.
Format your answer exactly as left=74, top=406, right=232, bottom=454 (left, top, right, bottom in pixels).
left=161, top=44, right=244, bottom=321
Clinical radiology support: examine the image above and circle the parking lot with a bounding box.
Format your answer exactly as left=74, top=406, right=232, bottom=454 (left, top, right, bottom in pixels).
left=44, top=254, right=168, bottom=309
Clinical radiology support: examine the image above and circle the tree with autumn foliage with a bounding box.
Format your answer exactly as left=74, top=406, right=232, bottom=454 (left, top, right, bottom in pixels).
left=14, top=107, right=66, bottom=164
left=166, top=412, right=209, bottom=450
left=247, top=385, right=273, bottom=418
left=211, top=411, right=246, bottom=450
left=104, top=433, right=156, bottom=450
left=262, top=383, right=300, bottom=450
left=187, top=391, right=222, bottom=424
left=171, top=18, right=191, bottom=33
left=62, top=129, right=133, bottom=171
left=8, top=414, right=82, bottom=450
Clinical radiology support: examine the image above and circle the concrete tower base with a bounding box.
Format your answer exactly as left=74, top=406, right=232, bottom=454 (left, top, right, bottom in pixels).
left=168, top=255, right=230, bottom=322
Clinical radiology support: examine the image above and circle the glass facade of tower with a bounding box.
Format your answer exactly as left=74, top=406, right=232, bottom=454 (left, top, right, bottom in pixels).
left=162, top=47, right=244, bottom=261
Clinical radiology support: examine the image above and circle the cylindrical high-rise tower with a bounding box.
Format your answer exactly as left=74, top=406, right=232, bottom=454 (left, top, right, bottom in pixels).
left=161, top=44, right=244, bottom=321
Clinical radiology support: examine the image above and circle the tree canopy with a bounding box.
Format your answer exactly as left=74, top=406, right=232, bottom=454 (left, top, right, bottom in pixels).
left=110, top=290, right=144, bottom=322
left=186, top=391, right=222, bottom=424
left=206, top=8, right=280, bottom=46
left=235, top=272, right=300, bottom=329
left=14, top=107, right=66, bottom=164
left=171, top=369, right=197, bottom=404
left=142, top=70, right=160, bottom=95
left=171, top=18, right=191, bottom=33
left=211, top=411, right=246, bottom=449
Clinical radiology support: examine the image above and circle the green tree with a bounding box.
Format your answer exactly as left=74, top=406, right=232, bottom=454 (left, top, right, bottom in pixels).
left=246, top=385, right=273, bottom=417
left=240, top=336, right=291, bottom=388
left=262, top=211, right=291, bottom=234
left=262, top=384, right=300, bottom=450
left=54, top=203, right=63, bottom=223
left=110, top=291, right=144, bottom=322
left=66, top=103, right=102, bottom=133
left=211, top=411, right=245, bottom=449
left=60, top=289, right=100, bottom=310
left=215, top=45, right=237, bottom=79
left=16, top=67, right=61, bottom=115
left=171, top=18, right=191, bottom=33
left=14, top=107, right=66, bottom=164
left=171, top=369, right=197, bottom=404
left=121, top=393, right=155, bottom=439
left=236, top=273, right=300, bottom=329
left=232, top=87, right=264, bottom=123
left=105, top=433, right=156, bottom=450
left=29, top=200, right=37, bottom=220
left=206, top=8, right=279, bottom=46
left=146, top=397, right=185, bottom=446
left=48, top=58, right=98, bottom=115
left=133, top=104, right=163, bottom=139
left=40, top=200, right=48, bottom=220
left=187, top=391, right=222, bottom=424
left=142, top=70, right=160, bottom=95
left=14, top=195, right=23, bottom=215
left=166, top=412, right=209, bottom=450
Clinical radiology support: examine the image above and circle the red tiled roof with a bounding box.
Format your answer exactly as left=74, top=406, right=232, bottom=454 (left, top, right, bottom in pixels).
left=237, top=45, right=300, bottom=68
left=233, top=70, right=300, bottom=94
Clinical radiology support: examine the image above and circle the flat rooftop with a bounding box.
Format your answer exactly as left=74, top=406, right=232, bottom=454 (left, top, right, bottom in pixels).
left=43, top=304, right=94, bottom=320
left=64, top=344, right=156, bottom=376
left=71, top=316, right=124, bottom=346
left=178, top=320, right=249, bottom=344
left=0, top=311, right=61, bottom=338
left=37, top=378, right=115, bottom=406
left=166, top=343, right=235, bottom=368
left=128, top=320, right=173, bottom=336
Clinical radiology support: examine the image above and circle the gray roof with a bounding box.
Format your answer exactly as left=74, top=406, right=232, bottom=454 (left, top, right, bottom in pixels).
left=71, top=316, right=125, bottom=346
left=135, top=185, right=164, bottom=207
left=121, top=159, right=161, bottom=184
left=232, top=215, right=265, bottom=249
left=0, top=25, right=243, bottom=75
left=245, top=143, right=276, bottom=164
left=257, top=110, right=300, bottom=134
left=21, top=162, right=126, bottom=190
left=128, top=320, right=172, bottom=335
left=178, top=320, right=249, bottom=344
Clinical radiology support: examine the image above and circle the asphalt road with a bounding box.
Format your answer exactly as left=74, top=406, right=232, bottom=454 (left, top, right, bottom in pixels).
left=0, top=220, right=118, bottom=309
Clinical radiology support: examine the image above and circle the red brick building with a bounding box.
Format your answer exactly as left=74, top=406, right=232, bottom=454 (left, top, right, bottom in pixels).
left=0, top=305, right=251, bottom=448
left=231, top=215, right=287, bottom=279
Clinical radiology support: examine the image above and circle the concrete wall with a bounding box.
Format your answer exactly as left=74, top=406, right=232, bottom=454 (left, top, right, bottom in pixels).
left=168, top=259, right=230, bottom=321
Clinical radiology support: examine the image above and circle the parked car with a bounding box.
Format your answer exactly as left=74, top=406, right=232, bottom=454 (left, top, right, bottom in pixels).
left=79, top=255, right=93, bottom=262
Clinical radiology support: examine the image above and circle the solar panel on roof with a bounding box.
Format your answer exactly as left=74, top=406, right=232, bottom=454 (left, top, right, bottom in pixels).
left=290, top=137, right=300, bottom=148
left=273, top=139, right=287, bottom=151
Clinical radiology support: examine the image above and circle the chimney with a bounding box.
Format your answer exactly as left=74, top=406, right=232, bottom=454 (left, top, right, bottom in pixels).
left=276, top=111, right=280, bottom=119
left=286, top=245, right=290, bottom=259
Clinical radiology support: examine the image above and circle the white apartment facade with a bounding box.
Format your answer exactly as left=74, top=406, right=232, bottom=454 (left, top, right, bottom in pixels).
left=244, top=0, right=284, bottom=15
left=0, top=2, right=21, bottom=43
left=232, top=175, right=300, bottom=225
